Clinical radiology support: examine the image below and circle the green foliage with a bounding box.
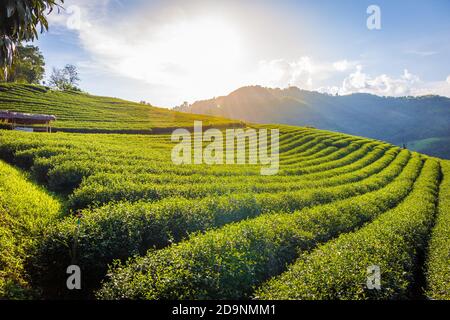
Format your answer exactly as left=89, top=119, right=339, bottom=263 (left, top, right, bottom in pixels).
left=48, top=64, right=80, bottom=91
left=0, top=123, right=446, bottom=300
left=96, top=154, right=423, bottom=299
left=0, top=160, right=61, bottom=299
left=426, top=161, right=450, bottom=299
left=28, top=147, right=404, bottom=295
left=255, top=159, right=441, bottom=300
left=0, top=0, right=63, bottom=77
left=1, top=44, right=45, bottom=84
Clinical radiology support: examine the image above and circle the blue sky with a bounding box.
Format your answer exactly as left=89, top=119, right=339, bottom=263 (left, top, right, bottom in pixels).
left=34, top=0, right=450, bottom=107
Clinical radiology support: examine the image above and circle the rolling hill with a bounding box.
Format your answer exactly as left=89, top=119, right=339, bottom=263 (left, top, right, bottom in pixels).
left=175, top=86, right=450, bottom=159
left=0, top=83, right=448, bottom=300
left=0, top=83, right=243, bottom=133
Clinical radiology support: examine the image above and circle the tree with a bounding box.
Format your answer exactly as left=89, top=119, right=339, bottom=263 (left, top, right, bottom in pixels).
left=180, top=101, right=189, bottom=109
left=2, top=44, right=45, bottom=83
left=0, top=0, right=64, bottom=80
left=48, top=64, right=80, bottom=90
left=63, top=64, right=79, bottom=87
left=48, top=67, right=67, bottom=90
left=174, top=101, right=189, bottom=110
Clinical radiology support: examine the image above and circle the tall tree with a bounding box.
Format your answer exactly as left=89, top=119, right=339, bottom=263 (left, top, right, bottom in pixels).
left=64, top=64, right=79, bottom=87
left=0, top=0, right=64, bottom=80
left=48, top=64, right=80, bottom=91
left=3, top=44, right=46, bottom=83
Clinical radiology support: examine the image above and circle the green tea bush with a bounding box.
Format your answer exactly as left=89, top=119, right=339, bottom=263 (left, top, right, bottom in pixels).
left=256, top=159, right=440, bottom=299
left=0, top=125, right=442, bottom=301
left=426, top=161, right=450, bottom=300
left=0, top=161, right=61, bottom=299
left=68, top=142, right=391, bottom=210
left=96, top=155, right=422, bottom=299
left=29, top=147, right=404, bottom=297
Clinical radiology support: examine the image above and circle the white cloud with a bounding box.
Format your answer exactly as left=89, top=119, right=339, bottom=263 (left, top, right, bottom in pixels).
left=333, top=59, right=356, bottom=72
left=414, top=78, right=450, bottom=97
left=48, top=1, right=363, bottom=103
left=319, top=67, right=450, bottom=98
left=337, top=67, right=421, bottom=96
left=447, top=75, right=450, bottom=84
left=256, top=57, right=314, bottom=89
left=255, top=57, right=360, bottom=90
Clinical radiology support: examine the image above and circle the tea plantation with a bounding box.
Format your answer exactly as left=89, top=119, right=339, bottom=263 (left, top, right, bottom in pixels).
left=0, top=83, right=241, bottom=132
left=0, top=85, right=448, bottom=300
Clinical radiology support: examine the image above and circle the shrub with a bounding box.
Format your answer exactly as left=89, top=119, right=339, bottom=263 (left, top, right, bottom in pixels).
left=255, top=159, right=440, bottom=300
left=0, top=161, right=61, bottom=299
left=30, top=147, right=406, bottom=297
left=96, top=155, right=422, bottom=299
left=426, top=160, right=450, bottom=300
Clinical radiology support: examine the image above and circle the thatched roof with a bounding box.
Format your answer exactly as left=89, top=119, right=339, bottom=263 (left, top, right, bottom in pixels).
left=0, top=110, right=56, bottom=125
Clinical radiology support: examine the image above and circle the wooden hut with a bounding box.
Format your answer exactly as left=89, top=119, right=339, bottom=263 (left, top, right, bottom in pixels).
left=0, top=111, right=56, bottom=132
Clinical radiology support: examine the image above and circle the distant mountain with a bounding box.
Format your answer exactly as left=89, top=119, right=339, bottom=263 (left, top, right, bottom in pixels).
left=175, top=86, right=450, bottom=159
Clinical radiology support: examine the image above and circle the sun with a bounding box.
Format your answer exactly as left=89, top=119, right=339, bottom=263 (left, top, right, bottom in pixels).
left=154, top=17, right=243, bottom=86
left=113, top=16, right=243, bottom=101
left=165, top=18, right=241, bottom=68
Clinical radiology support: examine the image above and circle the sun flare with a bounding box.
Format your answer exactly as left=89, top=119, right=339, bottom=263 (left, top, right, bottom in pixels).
left=111, top=16, right=243, bottom=99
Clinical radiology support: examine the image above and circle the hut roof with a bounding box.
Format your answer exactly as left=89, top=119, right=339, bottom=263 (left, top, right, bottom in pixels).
left=0, top=110, right=56, bottom=123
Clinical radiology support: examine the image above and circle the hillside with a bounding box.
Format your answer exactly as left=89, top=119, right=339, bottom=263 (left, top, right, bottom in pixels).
left=0, top=126, right=449, bottom=300
left=176, top=86, right=450, bottom=159
left=0, top=83, right=449, bottom=300
left=0, top=83, right=243, bottom=133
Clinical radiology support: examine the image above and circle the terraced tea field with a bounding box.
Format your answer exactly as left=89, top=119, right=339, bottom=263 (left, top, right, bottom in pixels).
left=0, top=83, right=242, bottom=132
left=0, top=124, right=448, bottom=300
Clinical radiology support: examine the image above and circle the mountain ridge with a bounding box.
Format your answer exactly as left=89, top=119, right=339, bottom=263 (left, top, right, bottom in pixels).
left=175, top=85, right=450, bottom=159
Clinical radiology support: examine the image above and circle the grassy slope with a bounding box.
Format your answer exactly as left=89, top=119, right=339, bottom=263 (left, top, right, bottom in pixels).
left=0, top=83, right=243, bottom=132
